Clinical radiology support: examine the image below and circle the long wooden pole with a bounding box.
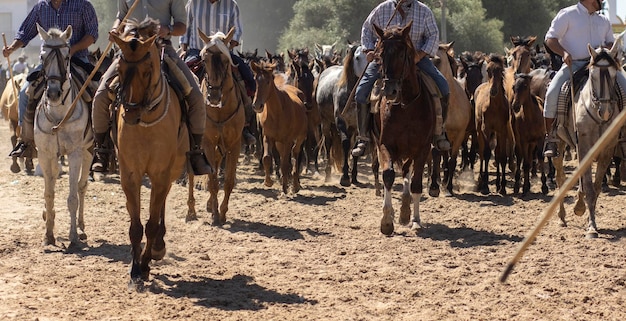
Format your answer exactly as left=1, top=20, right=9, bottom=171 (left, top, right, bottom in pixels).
left=52, top=0, right=140, bottom=132
left=500, top=105, right=626, bottom=283
left=2, top=33, right=20, bottom=112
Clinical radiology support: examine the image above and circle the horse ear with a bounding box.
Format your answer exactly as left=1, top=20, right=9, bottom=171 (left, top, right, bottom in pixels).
left=401, top=21, right=413, bottom=37
left=373, top=23, right=384, bottom=39
left=197, top=28, right=210, bottom=45
left=315, top=43, right=322, bottom=51
left=587, top=43, right=597, bottom=60
left=110, top=32, right=127, bottom=51
left=527, top=36, right=537, bottom=47
left=288, top=49, right=296, bottom=60
left=143, top=34, right=158, bottom=48
left=251, top=61, right=260, bottom=73
left=61, top=25, right=72, bottom=41
left=265, top=49, right=272, bottom=60
left=36, top=23, right=50, bottom=41
left=610, top=33, right=624, bottom=58
left=331, top=41, right=337, bottom=50
left=225, top=27, right=236, bottom=44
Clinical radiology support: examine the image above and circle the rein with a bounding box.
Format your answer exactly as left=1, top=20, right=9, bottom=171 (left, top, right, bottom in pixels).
left=584, top=55, right=619, bottom=124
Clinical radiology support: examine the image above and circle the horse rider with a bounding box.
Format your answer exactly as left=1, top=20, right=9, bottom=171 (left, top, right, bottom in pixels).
left=351, top=0, right=451, bottom=157
left=4, top=0, right=98, bottom=158
left=542, top=0, right=626, bottom=157
left=180, top=0, right=258, bottom=147
left=91, top=0, right=213, bottom=175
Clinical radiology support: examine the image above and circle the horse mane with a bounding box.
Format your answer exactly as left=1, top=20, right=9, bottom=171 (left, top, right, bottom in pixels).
left=45, top=28, right=64, bottom=38
left=122, top=18, right=159, bottom=39
left=337, top=45, right=357, bottom=88
left=591, top=49, right=621, bottom=70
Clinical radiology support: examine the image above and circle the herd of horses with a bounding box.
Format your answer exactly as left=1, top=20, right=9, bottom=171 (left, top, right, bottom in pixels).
left=2, top=18, right=626, bottom=287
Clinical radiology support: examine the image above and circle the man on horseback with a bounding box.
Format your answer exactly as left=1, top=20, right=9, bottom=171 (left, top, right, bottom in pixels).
left=351, top=0, right=451, bottom=157
left=91, top=0, right=212, bottom=175
left=3, top=0, right=98, bottom=158
left=180, top=0, right=258, bottom=148
left=542, top=0, right=626, bottom=157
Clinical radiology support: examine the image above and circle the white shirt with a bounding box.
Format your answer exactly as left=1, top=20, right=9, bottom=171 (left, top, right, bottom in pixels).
left=545, top=2, right=614, bottom=60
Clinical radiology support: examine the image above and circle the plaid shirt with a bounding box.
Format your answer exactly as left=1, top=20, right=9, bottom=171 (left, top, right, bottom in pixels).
left=361, top=0, right=439, bottom=58
left=181, top=0, right=243, bottom=49
left=15, top=0, right=98, bottom=59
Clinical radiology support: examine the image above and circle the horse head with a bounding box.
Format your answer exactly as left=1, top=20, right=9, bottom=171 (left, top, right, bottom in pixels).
left=511, top=73, right=533, bottom=113
left=506, top=36, right=536, bottom=74
left=198, top=27, right=236, bottom=108
left=434, top=42, right=458, bottom=79
left=37, top=23, right=72, bottom=105
left=110, top=18, right=161, bottom=125
left=585, top=42, right=622, bottom=122
left=373, top=21, right=417, bottom=104
left=265, top=50, right=286, bottom=73
left=251, top=60, right=277, bottom=112
left=486, top=54, right=506, bottom=97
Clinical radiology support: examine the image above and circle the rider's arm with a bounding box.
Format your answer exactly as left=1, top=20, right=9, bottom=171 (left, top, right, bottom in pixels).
left=545, top=38, right=571, bottom=66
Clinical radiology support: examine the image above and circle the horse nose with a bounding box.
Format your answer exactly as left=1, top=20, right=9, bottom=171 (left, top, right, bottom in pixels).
left=46, top=87, right=61, bottom=100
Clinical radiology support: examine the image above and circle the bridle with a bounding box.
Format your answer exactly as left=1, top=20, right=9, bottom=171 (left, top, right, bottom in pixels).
left=117, top=50, right=165, bottom=113
left=586, top=50, right=618, bottom=123
left=41, top=42, right=72, bottom=105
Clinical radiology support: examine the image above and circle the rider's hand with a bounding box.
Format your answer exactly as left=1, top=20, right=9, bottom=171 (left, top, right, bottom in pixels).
left=563, top=51, right=572, bottom=66
left=366, top=50, right=375, bottom=62
left=2, top=45, right=13, bottom=58
left=229, top=40, right=239, bottom=50
left=108, top=28, right=121, bottom=42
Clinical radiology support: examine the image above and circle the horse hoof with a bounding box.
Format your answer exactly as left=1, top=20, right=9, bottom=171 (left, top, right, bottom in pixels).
left=264, top=179, right=273, bottom=187
left=128, top=277, right=145, bottom=293
left=411, top=221, right=422, bottom=231
left=585, top=231, right=599, bottom=239
left=151, top=247, right=166, bottom=261
left=42, top=236, right=56, bottom=246
left=340, top=176, right=351, bottom=187
left=380, top=221, right=394, bottom=236
left=541, top=185, right=549, bottom=195
left=428, top=187, right=440, bottom=198
left=78, top=232, right=87, bottom=241
left=185, top=212, right=198, bottom=222
left=10, top=163, right=20, bottom=173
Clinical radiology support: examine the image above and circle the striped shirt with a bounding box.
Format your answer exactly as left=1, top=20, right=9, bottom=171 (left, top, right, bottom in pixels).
left=15, top=0, right=98, bottom=59
left=361, top=0, right=439, bottom=58
left=181, top=0, right=243, bottom=50
left=117, top=0, right=187, bottom=40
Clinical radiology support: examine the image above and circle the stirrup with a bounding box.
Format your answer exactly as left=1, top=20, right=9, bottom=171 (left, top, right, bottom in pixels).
left=543, top=141, right=559, bottom=158
left=91, top=149, right=111, bottom=173
left=187, top=149, right=213, bottom=175
left=351, top=137, right=370, bottom=157
left=9, top=142, right=28, bottom=158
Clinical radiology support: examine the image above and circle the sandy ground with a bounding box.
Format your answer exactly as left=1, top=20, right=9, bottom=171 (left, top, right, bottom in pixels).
left=0, top=120, right=624, bottom=321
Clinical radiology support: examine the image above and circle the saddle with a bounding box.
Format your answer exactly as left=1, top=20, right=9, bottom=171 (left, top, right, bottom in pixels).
left=369, top=68, right=441, bottom=114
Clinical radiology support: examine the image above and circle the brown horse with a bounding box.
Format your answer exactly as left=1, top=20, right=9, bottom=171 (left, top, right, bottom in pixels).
left=110, top=19, right=196, bottom=285
left=474, top=54, right=515, bottom=195
left=511, top=73, right=547, bottom=195
left=1, top=73, right=34, bottom=173
left=196, top=28, right=246, bottom=225
left=251, top=60, right=308, bottom=194
left=505, top=36, right=536, bottom=103
left=373, top=21, right=434, bottom=235
left=430, top=42, right=471, bottom=196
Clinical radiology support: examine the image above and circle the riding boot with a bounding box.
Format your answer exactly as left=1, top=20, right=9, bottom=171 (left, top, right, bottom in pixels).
left=91, top=132, right=111, bottom=173
left=188, top=134, right=213, bottom=175
left=543, top=117, right=559, bottom=157
left=351, top=102, right=371, bottom=157
left=9, top=90, right=38, bottom=158
left=433, top=94, right=451, bottom=152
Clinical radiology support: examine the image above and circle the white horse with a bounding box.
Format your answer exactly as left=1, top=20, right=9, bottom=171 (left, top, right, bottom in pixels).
left=34, top=24, right=93, bottom=246
left=553, top=42, right=623, bottom=238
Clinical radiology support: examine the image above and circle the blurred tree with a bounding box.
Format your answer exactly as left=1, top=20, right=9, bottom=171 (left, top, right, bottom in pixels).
left=431, top=0, right=505, bottom=54
left=239, top=0, right=297, bottom=53
left=278, top=0, right=379, bottom=54
left=90, top=0, right=118, bottom=51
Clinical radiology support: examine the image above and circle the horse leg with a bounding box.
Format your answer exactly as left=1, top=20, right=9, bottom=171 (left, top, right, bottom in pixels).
left=551, top=146, right=568, bottom=226
left=219, top=147, right=239, bottom=222
left=64, top=150, right=83, bottom=246
left=372, top=148, right=381, bottom=197
left=429, top=149, right=441, bottom=197
left=40, top=154, right=59, bottom=246
left=143, top=177, right=171, bottom=273
left=336, top=117, right=351, bottom=187
left=399, top=168, right=412, bottom=226
left=612, top=156, right=621, bottom=187
left=186, top=171, right=197, bottom=222
left=380, top=146, right=395, bottom=235
left=10, top=122, right=20, bottom=173
left=262, top=136, right=275, bottom=187
left=122, top=173, right=145, bottom=281
left=292, top=140, right=305, bottom=193
left=445, top=151, right=457, bottom=196
left=75, top=148, right=92, bottom=241
left=478, top=142, right=491, bottom=195
left=207, top=153, right=221, bottom=225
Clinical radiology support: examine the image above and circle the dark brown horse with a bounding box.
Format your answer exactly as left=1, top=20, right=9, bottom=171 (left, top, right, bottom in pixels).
left=196, top=28, right=246, bottom=225
left=111, top=19, right=195, bottom=285
left=511, top=73, right=547, bottom=195
left=373, top=21, right=434, bottom=235
left=251, top=60, right=308, bottom=194
left=474, top=54, right=515, bottom=195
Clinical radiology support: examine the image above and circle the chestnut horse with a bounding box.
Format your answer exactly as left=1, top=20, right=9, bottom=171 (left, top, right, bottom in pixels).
left=430, top=42, right=471, bottom=196
left=251, top=60, right=308, bottom=194
left=474, top=54, right=515, bottom=195
left=373, top=22, right=434, bottom=235
left=552, top=43, right=623, bottom=238
left=505, top=36, right=536, bottom=103
left=1, top=73, right=34, bottom=173
left=111, top=19, right=196, bottom=284
left=511, top=73, right=547, bottom=195
left=196, top=28, right=245, bottom=225
left=33, top=24, right=92, bottom=246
